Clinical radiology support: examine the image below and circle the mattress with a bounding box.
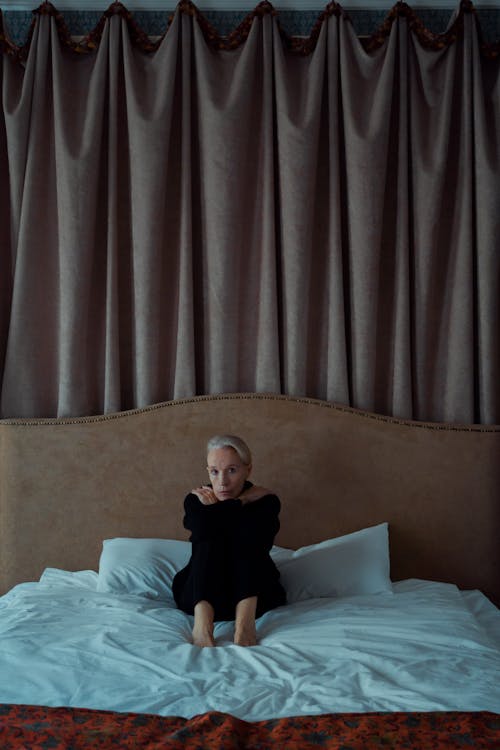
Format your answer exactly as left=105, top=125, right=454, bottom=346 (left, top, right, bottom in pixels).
left=1, top=571, right=499, bottom=721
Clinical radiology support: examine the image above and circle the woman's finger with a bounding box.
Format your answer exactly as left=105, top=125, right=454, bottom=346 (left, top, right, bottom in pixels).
left=192, top=487, right=218, bottom=504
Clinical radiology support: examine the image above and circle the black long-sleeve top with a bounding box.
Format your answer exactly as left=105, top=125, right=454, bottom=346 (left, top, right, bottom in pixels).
left=182, top=481, right=281, bottom=550
left=173, top=481, right=286, bottom=618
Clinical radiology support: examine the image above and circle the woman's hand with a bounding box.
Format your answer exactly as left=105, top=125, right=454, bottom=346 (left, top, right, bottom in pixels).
left=239, top=485, right=272, bottom=504
left=192, top=486, right=218, bottom=505
left=192, top=484, right=273, bottom=505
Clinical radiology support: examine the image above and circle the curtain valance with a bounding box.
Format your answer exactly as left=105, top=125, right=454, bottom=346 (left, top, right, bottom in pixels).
left=1, top=1, right=499, bottom=59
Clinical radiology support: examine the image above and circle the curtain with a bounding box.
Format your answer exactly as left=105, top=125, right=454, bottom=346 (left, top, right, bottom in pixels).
left=0, top=0, right=499, bottom=423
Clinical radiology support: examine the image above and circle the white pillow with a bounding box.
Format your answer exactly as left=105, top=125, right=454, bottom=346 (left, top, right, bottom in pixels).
left=96, top=525, right=391, bottom=603
left=97, top=538, right=191, bottom=600
left=273, top=523, right=392, bottom=603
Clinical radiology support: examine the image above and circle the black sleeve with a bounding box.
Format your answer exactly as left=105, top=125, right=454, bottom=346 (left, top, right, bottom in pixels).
left=183, top=492, right=243, bottom=543
left=238, top=494, right=281, bottom=550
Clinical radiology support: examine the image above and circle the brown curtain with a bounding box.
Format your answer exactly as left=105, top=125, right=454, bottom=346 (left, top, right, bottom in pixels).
left=0, top=1, right=499, bottom=423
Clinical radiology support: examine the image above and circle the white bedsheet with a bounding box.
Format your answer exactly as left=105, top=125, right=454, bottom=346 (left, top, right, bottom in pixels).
left=1, top=571, right=499, bottom=720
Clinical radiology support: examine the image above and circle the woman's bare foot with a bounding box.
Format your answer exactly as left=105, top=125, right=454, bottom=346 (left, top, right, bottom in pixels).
left=234, top=622, right=257, bottom=647
left=193, top=600, right=215, bottom=648
left=192, top=625, right=216, bottom=648
left=234, top=596, right=258, bottom=647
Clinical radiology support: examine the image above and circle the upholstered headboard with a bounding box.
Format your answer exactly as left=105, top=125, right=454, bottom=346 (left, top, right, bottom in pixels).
left=1, top=393, right=499, bottom=604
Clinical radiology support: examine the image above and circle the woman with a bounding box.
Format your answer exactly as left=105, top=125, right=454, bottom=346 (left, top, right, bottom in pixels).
left=173, top=434, right=286, bottom=647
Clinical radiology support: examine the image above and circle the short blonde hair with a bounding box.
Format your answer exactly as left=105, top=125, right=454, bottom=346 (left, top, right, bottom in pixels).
left=206, top=435, right=252, bottom=466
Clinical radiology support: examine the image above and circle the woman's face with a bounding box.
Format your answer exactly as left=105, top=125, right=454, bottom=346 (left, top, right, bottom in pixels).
left=206, top=446, right=251, bottom=501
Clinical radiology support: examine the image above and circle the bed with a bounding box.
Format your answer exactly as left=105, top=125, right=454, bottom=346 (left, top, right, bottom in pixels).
left=0, top=393, right=499, bottom=749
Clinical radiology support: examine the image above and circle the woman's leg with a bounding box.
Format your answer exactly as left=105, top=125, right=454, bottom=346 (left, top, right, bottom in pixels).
left=230, top=539, right=286, bottom=645
left=234, top=596, right=257, bottom=646
left=192, top=600, right=216, bottom=648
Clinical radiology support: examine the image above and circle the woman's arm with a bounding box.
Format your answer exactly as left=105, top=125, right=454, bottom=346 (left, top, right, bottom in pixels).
left=184, top=482, right=281, bottom=546
left=183, top=492, right=242, bottom=542
left=239, top=485, right=273, bottom=504
left=237, top=493, right=281, bottom=549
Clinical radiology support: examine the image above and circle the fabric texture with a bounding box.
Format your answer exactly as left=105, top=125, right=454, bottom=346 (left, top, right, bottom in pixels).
left=0, top=1, right=499, bottom=423
left=1, top=705, right=500, bottom=750
left=273, top=522, right=392, bottom=603
left=1, top=574, right=500, bottom=717
left=96, top=538, right=191, bottom=599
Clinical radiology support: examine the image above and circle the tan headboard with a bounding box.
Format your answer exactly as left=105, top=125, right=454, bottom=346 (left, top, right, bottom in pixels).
left=1, top=393, right=499, bottom=605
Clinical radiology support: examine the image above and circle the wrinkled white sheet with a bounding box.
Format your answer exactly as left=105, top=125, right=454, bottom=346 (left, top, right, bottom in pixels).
left=1, top=572, right=499, bottom=720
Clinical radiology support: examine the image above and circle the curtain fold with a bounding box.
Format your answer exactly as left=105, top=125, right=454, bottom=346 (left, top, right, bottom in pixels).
left=0, top=1, right=498, bottom=423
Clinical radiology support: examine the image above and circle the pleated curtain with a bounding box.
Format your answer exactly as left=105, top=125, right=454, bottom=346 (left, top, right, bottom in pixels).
left=0, top=1, right=498, bottom=423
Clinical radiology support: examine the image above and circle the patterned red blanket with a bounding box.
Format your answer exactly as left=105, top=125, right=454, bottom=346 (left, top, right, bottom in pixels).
left=1, top=705, right=499, bottom=749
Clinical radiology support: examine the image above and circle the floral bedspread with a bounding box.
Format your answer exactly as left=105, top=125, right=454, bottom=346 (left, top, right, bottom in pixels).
left=1, top=705, right=499, bottom=749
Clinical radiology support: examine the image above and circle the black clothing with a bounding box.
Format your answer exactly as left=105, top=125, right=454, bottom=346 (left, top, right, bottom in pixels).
left=173, top=482, right=286, bottom=621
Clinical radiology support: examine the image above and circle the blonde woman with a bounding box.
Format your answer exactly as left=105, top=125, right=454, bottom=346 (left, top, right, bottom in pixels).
left=173, top=435, right=286, bottom=647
